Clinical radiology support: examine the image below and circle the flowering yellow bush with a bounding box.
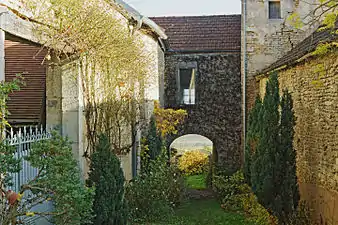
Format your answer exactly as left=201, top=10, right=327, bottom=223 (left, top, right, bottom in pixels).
left=178, top=151, right=209, bottom=175
left=154, top=101, right=187, bottom=138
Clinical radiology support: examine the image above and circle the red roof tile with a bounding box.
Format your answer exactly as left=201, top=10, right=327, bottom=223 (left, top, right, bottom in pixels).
left=150, top=15, right=241, bottom=52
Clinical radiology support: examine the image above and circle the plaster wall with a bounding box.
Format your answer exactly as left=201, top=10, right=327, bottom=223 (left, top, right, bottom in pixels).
left=243, top=0, right=318, bottom=77
left=45, top=9, right=164, bottom=180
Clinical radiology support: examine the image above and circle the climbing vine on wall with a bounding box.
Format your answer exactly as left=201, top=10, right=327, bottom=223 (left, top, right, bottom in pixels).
left=15, top=0, right=153, bottom=156
left=0, top=76, right=23, bottom=136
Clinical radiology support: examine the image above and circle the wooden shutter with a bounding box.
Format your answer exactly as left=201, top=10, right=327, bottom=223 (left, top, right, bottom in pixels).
left=5, top=34, right=47, bottom=124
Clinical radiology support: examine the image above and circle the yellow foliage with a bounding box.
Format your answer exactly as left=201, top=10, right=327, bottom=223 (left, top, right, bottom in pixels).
left=17, top=193, right=23, bottom=201
left=140, top=137, right=150, bottom=166
left=312, top=42, right=338, bottom=56
left=240, top=193, right=278, bottom=225
left=17, top=0, right=151, bottom=156
left=153, top=101, right=187, bottom=137
left=287, top=12, right=303, bottom=29
left=178, top=151, right=209, bottom=176
left=25, top=212, right=35, bottom=217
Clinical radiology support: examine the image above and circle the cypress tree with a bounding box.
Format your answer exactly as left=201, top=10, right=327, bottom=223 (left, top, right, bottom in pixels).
left=251, top=72, right=280, bottom=210
left=147, top=115, right=163, bottom=160
left=248, top=73, right=300, bottom=223
left=278, top=90, right=300, bottom=223
left=87, top=134, right=128, bottom=225
left=141, top=115, right=163, bottom=172
left=244, top=96, right=263, bottom=184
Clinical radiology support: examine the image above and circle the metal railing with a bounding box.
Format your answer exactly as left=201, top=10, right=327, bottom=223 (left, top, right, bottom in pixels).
left=5, top=125, right=54, bottom=225
left=6, top=125, right=53, bottom=192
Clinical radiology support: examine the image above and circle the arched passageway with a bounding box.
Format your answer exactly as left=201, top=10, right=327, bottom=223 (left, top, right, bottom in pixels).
left=170, top=134, right=213, bottom=156
left=163, top=53, right=242, bottom=170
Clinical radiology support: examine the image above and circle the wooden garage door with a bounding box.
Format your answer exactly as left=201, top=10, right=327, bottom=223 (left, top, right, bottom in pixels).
left=5, top=34, right=47, bottom=124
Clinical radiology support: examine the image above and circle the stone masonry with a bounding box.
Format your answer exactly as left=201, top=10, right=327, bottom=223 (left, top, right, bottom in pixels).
left=242, top=0, right=319, bottom=109
left=257, top=53, right=338, bottom=225
left=245, top=1, right=338, bottom=223
left=165, top=53, right=242, bottom=170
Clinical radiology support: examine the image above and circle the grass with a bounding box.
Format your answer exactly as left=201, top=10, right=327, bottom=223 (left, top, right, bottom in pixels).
left=185, top=174, right=207, bottom=189
left=151, top=198, right=255, bottom=225
left=149, top=174, right=255, bottom=225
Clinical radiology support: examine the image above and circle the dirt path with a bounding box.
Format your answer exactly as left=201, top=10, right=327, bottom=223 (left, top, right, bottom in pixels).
left=186, top=188, right=215, bottom=200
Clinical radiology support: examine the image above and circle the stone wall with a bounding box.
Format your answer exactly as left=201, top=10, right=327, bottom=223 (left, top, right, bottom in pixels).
left=243, top=0, right=318, bottom=77
left=164, top=53, right=242, bottom=170
left=242, top=0, right=321, bottom=112
left=46, top=60, right=87, bottom=175
left=258, top=53, right=338, bottom=225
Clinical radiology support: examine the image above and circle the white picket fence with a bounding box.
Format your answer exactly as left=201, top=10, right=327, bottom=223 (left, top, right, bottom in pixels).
left=5, top=125, right=54, bottom=225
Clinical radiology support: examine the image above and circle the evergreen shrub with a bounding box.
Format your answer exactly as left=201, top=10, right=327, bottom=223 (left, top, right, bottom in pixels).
left=126, top=155, right=185, bottom=223
left=245, top=72, right=299, bottom=223
left=213, top=171, right=278, bottom=225
left=87, top=134, right=128, bottom=225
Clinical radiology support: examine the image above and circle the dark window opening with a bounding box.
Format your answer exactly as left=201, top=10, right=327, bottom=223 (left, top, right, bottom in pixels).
left=269, top=1, right=281, bottom=19
left=179, top=68, right=195, bottom=105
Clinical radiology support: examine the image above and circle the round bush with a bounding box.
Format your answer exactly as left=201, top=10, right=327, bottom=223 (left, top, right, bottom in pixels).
left=177, top=150, right=209, bottom=176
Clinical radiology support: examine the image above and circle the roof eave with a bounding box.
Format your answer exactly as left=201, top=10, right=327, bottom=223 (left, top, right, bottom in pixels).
left=110, top=0, right=168, bottom=40
left=166, top=48, right=241, bottom=54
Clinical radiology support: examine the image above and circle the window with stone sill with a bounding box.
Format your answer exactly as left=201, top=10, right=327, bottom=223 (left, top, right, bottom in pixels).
left=178, top=68, right=196, bottom=105
left=269, top=1, right=282, bottom=19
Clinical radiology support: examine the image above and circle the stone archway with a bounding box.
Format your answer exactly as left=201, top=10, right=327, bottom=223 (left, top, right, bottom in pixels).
left=164, top=53, right=242, bottom=171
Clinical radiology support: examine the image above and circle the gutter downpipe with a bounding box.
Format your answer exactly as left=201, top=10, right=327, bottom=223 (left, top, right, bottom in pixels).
left=0, top=9, right=8, bottom=82
left=0, top=10, right=7, bottom=139
left=242, top=0, right=247, bottom=164
left=128, top=20, right=143, bottom=178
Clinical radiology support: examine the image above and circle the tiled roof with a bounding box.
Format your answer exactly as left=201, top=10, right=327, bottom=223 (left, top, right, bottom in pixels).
left=150, top=15, right=241, bottom=52
left=258, top=25, right=338, bottom=75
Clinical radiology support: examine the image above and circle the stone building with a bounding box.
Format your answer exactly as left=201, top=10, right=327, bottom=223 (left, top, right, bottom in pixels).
left=151, top=15, right=243, bottom=170
left=242, top=0, right=319, bottom=109
left=0, top=0, right=167, bottom=180
left=242, top=0, right=338, bottom=223
left=2, top=0, right=337, bottom=222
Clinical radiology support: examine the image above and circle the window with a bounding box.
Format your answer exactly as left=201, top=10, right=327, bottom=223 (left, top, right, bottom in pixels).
left=269, top=1, right=281, bottom=19
left=178, top=68, right=196, bottom=105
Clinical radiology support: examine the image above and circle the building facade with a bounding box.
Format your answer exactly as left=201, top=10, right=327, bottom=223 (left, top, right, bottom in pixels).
left=242, top=0, right=319, bottom=109
left=152, top=15, right=243, bottom=170
left=242, top=0, right=338, bottom=223
left=0, top=0, right=167, bottom=180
